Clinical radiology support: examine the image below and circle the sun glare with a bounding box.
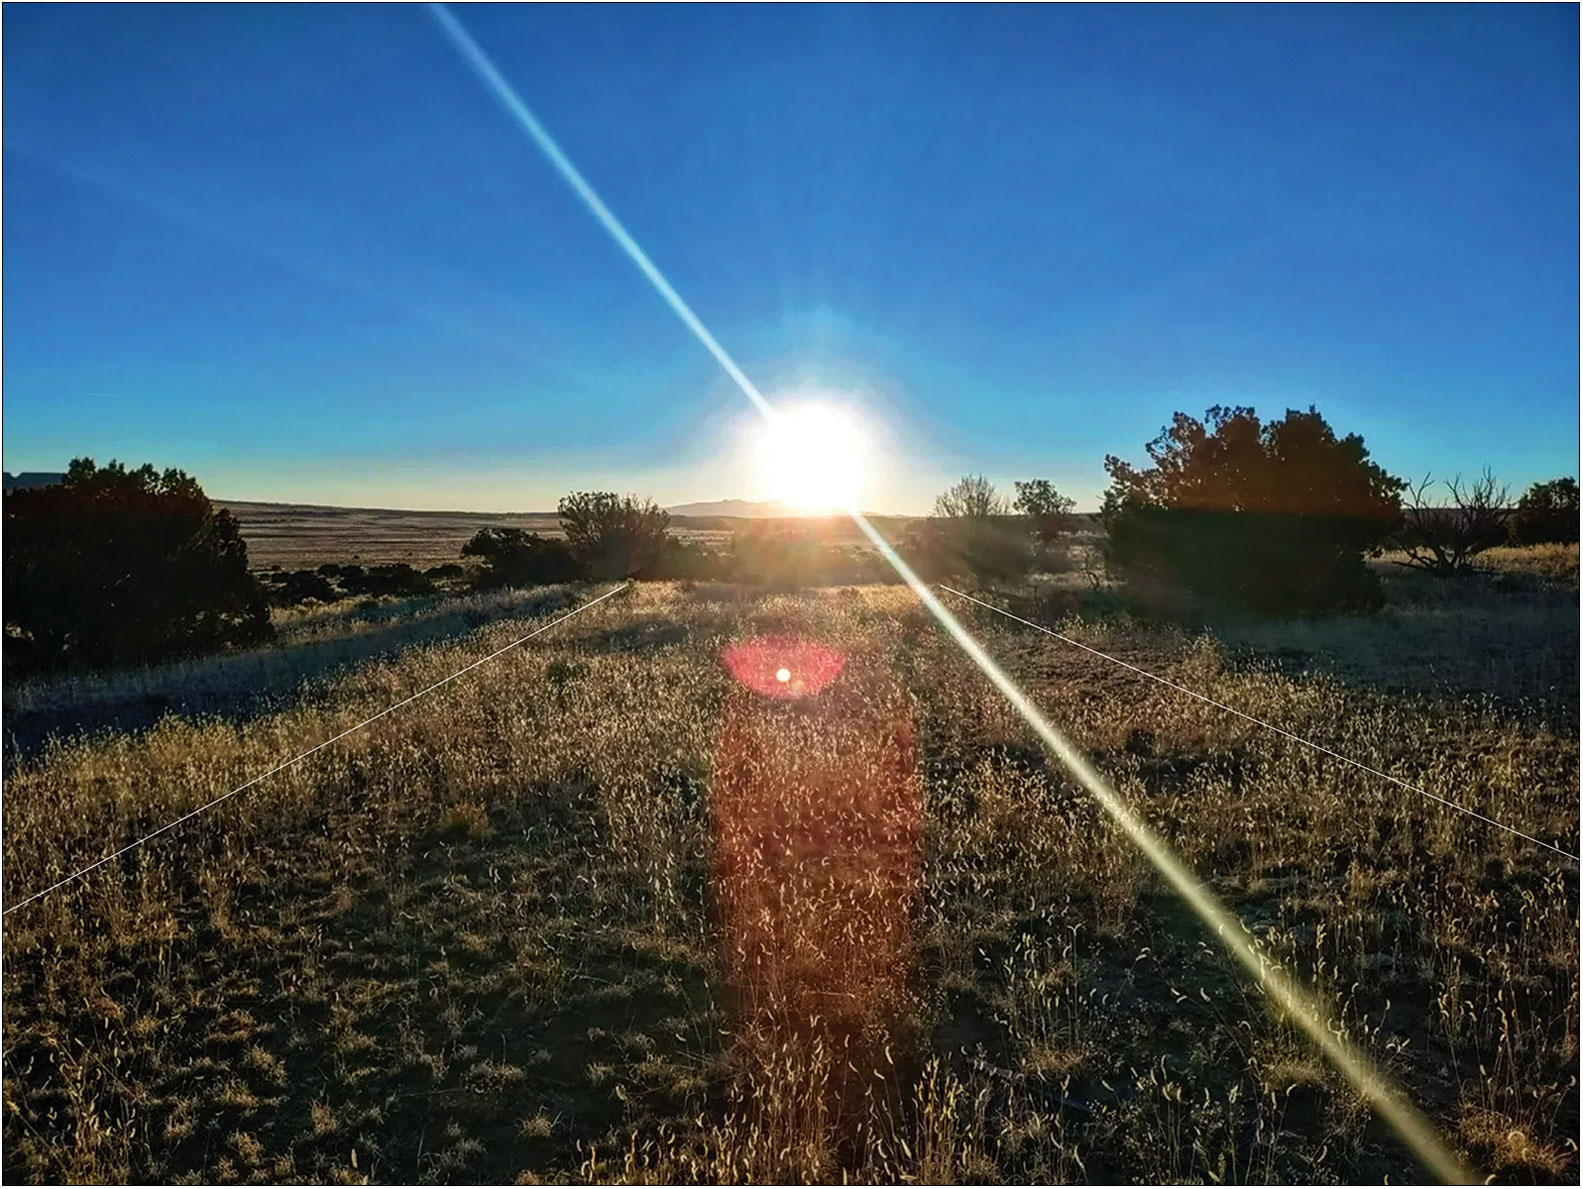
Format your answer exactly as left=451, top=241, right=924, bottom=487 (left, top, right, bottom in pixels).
left=758, top=402, right=868, bottom=513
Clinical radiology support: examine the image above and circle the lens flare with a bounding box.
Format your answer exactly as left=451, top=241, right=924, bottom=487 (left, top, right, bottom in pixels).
left=713, top=661, right=921, bottom=1135
left=723, top=635, right=845, bottom=701
left=432, top=8, right=1473, bottom=1177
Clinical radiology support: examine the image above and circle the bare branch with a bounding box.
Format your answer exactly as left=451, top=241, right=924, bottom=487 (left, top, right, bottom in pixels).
left=1396, top=467, right=1512, bottom=577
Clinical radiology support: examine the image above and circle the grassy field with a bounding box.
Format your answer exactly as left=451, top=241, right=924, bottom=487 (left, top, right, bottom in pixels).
left=1, top=588, right=587, bottom=763
left=215, top=502, right=570, bottom=570
left=2, top=555, right=1577, bottom=1183
left=217, top=501, right=922, bottom=570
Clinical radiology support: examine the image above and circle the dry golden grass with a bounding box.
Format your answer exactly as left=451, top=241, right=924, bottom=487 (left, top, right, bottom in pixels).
left=1440, top=542, right=1576, bottom=586
left=1214, top=561, right=1579, bottom=723
left=219, top=500, right=921, bottom=570
left=2, top=587, right=585, bottom=762
left=217, top=502, right=566, bottom=570
left=2, top=579, right=1577, bottom=1183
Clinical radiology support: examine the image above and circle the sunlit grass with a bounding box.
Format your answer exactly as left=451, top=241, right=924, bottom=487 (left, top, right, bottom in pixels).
left=2, top=581, right=1576, bottom=1183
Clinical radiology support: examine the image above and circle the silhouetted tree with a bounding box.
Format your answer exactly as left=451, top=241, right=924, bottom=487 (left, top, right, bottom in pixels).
left=1509, top=477, right=1579, bottom=546
left=1397, top=469, right=1512, bottom=577
left=557, top=491, right=671, bottom=579
left=461, top=527, right=581, bottom=587
left=1013, top=479, right=1078, bottom=544
left=910, top=475, right=1032, bottom=590
left=933, top=473, right=1009, bottom=519
left=1102, top=406, right=1403, bottom=614
left=3, top=457, right=273, bottom=674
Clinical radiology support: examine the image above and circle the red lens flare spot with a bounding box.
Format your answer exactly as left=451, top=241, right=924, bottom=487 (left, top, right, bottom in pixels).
left=722, top=635, right=845, bottom=700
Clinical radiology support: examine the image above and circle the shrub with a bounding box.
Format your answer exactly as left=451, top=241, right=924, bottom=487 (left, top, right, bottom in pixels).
left=900, top=516, right=1033, bottom=590
left=346, top=563, right=434, bottom=597
left=1012, top=479, right=1078, bottom=545
left=732, top=524, right=826, bottom=589
left=461, top=527, right=581, bottom=588
left=1509, top=477, right=1579, bottom=546
left=651, top=537, right=727, bottom=581
left=1396, top=470, right=1513, bottom=577
left=912, top=476, right=1033, bottom=591
left=267, top=569, right=339, bottom=606
left=1102, top=406, right=1403, bottom=615
left=557, top=492, right=671, bottom=579
left=726, top=523, right=883, bottom=588
left=933, top=473, right=1008, bottom=519
left=3, top=457, right=273, bottom=674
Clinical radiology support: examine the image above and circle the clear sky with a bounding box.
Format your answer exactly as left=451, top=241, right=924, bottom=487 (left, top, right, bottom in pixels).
left=3, top=3, right=1577, bottom=513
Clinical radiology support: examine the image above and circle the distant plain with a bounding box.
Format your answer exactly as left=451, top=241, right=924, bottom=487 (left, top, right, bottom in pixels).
left=217, top=500, right=922, bottom=570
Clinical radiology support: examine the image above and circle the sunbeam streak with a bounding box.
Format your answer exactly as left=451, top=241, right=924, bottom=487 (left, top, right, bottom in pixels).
left=428, top=3, right=778, bottom=425
left=428, top=5, right=1472, bottom=1180
left=850, top=523, right=1472, bottom=1184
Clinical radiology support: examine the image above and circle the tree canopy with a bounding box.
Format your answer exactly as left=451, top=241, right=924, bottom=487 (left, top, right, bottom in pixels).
left=557, top=492, right=672, bottom=579
left=933, top=474, right=1008, bottom=519
left=1509, top=477, right=1579, bottom=546
left=1102, top=406, right=1404, bottom=615
left=4, top=458, right=273, bottom=674
left=1103, top=405, right=1403, bottom=520
left=1012, top=479, right=1077, bottom=544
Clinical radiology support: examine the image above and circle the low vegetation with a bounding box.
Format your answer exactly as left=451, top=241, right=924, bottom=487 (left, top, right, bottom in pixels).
left=3, top=569, right=1576, bottom=1183
left=1509, top=478, right=1580, bottom=548
left=1397, top=470, right=1516, bottom=579
left=3, top=420, right=1575, bottom=1184
left=1102, top=406, right=1404, bottom=615
left=4, top=460, right=272, bottom=676
left=2, top=588, right=582, bottom=762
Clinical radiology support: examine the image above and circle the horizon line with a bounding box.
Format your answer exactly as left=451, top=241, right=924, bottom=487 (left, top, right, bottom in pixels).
left=207, top=494, right=957, bottom=519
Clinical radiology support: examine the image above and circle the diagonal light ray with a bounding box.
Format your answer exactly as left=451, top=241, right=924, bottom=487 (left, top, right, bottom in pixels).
left=428, top=4, right=777, bottom=424
left=428, top=7, right=1472, bottom=1180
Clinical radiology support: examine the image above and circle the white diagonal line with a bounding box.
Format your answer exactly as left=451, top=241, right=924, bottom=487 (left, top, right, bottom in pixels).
left=2, top=583, right=628, bottom=915
left=940, top=584, right=1579, bottom=862
left=428, top=10, right=1473, bottom=1175
left=426, top=3, right=778, bottom=424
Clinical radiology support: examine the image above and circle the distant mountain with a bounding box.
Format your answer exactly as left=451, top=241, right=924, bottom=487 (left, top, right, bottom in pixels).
left=666, top=498, right=806, bottom=518
left=3, top=471, right=64, bottom=491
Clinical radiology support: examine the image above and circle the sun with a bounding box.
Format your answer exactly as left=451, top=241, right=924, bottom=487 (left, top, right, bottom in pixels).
left=757, top=402, right=868, bottom=514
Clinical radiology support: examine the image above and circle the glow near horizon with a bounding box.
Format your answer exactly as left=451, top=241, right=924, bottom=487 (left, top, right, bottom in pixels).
left=428, top=4, right=1470, bottom=1180
left=754, top=400, right=871, bottom=513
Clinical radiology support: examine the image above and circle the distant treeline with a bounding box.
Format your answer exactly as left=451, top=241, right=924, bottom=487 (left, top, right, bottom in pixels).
left=5, top=410, right=1576, bottom=676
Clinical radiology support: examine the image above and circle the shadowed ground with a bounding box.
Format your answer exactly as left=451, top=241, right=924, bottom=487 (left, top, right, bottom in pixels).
left=2, top=581, right=1575, bottom=1183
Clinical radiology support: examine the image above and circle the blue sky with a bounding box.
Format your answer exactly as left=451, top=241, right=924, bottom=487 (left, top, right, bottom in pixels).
left=3, top=3, right=1576, bottom=513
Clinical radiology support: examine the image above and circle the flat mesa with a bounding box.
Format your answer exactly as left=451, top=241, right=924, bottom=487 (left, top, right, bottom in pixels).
left=775, top=667, right=791, bottom=684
